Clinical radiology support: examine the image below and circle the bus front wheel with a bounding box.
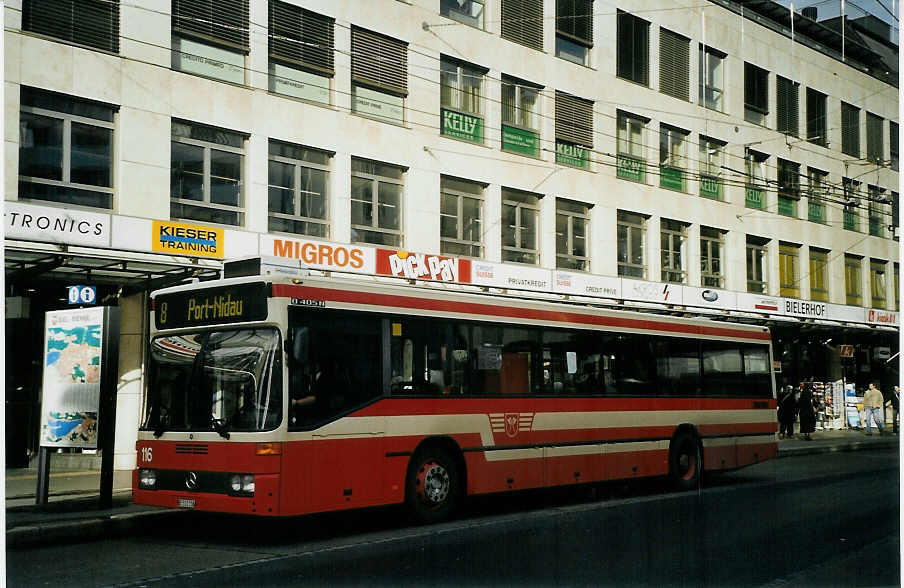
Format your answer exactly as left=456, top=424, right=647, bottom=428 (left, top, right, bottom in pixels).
left=406, top=447, right=460, bottom=523
left=669, top=431, right=702, bottom=491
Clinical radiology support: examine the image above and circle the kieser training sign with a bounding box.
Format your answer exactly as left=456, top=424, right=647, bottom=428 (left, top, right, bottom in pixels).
left=152, top=221, right=224, bottom=259
left=40, top=308, right=105, bottom=448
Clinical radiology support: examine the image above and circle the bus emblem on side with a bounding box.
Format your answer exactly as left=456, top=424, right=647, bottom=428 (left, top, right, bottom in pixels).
left=489, top=413, right=535, bottom=439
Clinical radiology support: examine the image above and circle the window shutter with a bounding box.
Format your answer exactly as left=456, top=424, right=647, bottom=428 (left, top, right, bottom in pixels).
left=556, top=0, right=593, bottom=47
left=841, top=102, right=860, bottom=157
left=269, top=1, right=334, bottom=76
left=866, top=113, right=883, bottom=163
left=556, top=91, right=593, bottom=147
left=172, top=0, right=249, bottom=52
left=501, top=0, right=543, bottom=51
left=351, top=27, right=408, bottom=97
left=890, top=122, right=899, bottom=171
left=806, top=88, right=827, bottom=146
left=617, top=11, right=649, bottom=85
left=659, top=29, right=689, bottom=101
left=23, top=0, right=120, bottom=53
left=744, top=63, right=768, bottom=113
left=776, top=77, right=799, bottom=136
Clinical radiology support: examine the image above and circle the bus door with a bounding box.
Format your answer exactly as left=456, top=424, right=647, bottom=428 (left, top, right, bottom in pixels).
left=283, top=309, right=386, bottom=513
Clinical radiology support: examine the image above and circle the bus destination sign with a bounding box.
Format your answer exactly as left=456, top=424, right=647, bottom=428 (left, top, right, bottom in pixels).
left=154, top=282, right=269, bottom=329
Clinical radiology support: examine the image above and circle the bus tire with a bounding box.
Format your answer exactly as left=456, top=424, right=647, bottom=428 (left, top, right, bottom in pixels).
left=406, top=446, right=460, bottom=524
left=669, top=431, right=702, bottom=491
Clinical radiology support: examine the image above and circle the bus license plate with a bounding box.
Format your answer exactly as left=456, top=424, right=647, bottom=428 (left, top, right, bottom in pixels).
left=177, top=498, right=196, bottom=509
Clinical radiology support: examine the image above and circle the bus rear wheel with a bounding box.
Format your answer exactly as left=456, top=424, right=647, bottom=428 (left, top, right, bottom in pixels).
left=669, top=431, right=702, bottom=491
left=406, top=447, right=460, bottom=524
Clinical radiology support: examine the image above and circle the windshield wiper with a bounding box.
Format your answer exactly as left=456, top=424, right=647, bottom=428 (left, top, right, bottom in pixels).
left=211, top=418, right=231, bottom=440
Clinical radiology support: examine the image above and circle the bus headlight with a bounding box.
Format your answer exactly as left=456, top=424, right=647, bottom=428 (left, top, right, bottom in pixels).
left=138, top=469, right=157, bottom=489
left=229, top=474, right=254, bottom=495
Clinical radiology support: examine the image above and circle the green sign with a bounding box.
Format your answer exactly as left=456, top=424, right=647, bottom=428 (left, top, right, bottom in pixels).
left=745, top=187, right=765, bottom=209
left=555, top=141, right=589, bottom=169
left=777, top=196, right=797, bottom=217
left=617, top=154, right=645, bottom=182
left=660, top=165, right=685, bottom=191
left=808, top=201, right=825, bottom=223
left=502, top=124, right=539, bottom=157
left=441, top=109, right=483, bottom=143
left=700, top=175, right=722, bottom=200
left=155, top=282, right=270, bottom=329
left=844, top=210, right=858, bottom=231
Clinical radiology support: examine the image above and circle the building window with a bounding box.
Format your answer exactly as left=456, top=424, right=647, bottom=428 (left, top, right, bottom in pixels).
left=895, top=263, right=900, bottom=310
left=806, top=88, right=827, bottom=147
left=501, top=0, right=543, bottom=51
left=870, top=260, right=887, bottom=309
left=744, top=150, right=768, bottom=210
left=440, top=57, right=486, bottom=144
left=501, top=75, right=542, bottom=157
left=351, top=27, right=408, bottom=124
left=440, top=176, right=484, bottom=257
left=699, top=136, right=724, bottom=200
left=660, top=219, right=687, bottom=284
left=555, top=91, right=593, bottom=169
left=744, top=63, right=768, bottom=126
left=556, top=0, right=593, bottom=65
left=172, top=0, right=249, bottom=84
left=659, top=125, right=688, bottom=191
left=890, top=121, right=898, bottom=172
left=171, top=121, right=245, bottom=226
left=807, top=167, right=827, bottom=224
left=746, top=236, right=768, bottom=294
left=617, top=211, right=646, bottom=279
left=845, top=254, right=862, bottom=306
left=556, top=199, right=590, bottom=271
left=268, top=1, right=333, bottom=105
left=698, top=45, right=725, bottom=111
left=616, top=10, right=649, bottom=86
left=440, top=0, right=485, bottom=29
left=777, top=159, right=800, bottom=218
left=809, top=249, right=829, bottom=303
left=843, top=177, right=861, bottom=231
left=866, top=113, right=884, bottom=164
left=841, top=102, right=860, bottom=157
left=502, top=188, right=541, bottom=265
left=267, top=140, right=330, bottom=238
left=776, top=76, right=799, bottom=137
left=350, top=158, right=404, bottom=246
left=19, top=87, right=115, bottom=209
left=700, top=227, right=724, bottom=288
left=659, top=29, right=689, bottom=101
left=867, top=185, right=886, bottom=238
left=779, top=243, right=800, bottom=298
left=23, top=0, right=119, bottom=53
left=617, top=111, right=646, bottom=182
left=893, top=192, right=900, bottom=241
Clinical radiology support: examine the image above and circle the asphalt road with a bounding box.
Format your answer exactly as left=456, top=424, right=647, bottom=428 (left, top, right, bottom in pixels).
left=8, top=449, right=900, bottom=587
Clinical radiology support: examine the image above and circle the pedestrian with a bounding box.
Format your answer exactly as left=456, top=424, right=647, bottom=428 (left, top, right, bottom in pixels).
left=778, top=386, right=797, bottom=439
left=862, top=382, right=885, bottom=436
left=885, top=385, right=899, bottom=434
left=798, top=380, right=816, bottom=441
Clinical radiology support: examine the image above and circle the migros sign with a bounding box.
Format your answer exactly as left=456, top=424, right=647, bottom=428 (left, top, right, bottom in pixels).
left=263, top=235, right=376, bottom=273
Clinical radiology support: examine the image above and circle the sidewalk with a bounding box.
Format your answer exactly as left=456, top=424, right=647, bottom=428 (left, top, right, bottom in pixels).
left=5, top=429, right=899, bottom=548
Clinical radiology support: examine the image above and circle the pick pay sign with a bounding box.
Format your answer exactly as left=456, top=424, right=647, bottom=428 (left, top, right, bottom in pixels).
left=377, top=250, right=472, bottom=283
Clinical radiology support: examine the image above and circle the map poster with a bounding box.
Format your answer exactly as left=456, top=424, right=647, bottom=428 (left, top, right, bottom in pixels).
left=40, top=307, right=105, bottom=448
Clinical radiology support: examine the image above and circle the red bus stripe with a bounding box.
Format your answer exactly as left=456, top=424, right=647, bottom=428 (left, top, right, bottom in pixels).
left=272, top=284, right=772, bottom=341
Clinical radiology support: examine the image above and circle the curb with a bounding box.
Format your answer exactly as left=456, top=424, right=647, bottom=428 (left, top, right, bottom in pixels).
left=777, top=439, right=898, bottom=458
left=6, top=508, right=186, bottom=549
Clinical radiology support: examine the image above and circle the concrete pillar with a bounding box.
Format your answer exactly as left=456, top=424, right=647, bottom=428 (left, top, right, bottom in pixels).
left=647, top=215, right=661, bottom=282
left=333, top=152, right=352, bottom=243
left=486, top=183, right=502, bottom=262
left=113, top=292, right=146, bottom=472
left=245, top=133, right=268, bottom=234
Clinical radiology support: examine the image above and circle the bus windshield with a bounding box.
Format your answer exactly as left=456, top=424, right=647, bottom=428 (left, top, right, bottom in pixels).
left=144, top=328, right=282, bottom=435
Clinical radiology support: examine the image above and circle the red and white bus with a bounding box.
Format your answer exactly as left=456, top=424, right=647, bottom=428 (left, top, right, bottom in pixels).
left=134, top=263, right=777, bottom=522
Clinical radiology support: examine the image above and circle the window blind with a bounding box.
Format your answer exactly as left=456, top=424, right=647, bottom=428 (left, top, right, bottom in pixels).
left=659, top=28, right=689, bottom=101
left=776, top=77, right=799, bottom=137
left=23, top=0, right=120, bottom=53
left=841, top=102, right=860, bottom=157
left=351, top=27, right=409, bottom=96
left=806, top=88, right=827, bottom=146
left=173, top=0, right=249, bottom=52
left=556, top=0, right=593, bottom=47
left=501, top=0, right=543, bottom=51
left=616, top=11, right=649, bottom=85
left=555, top=91, right=594, bottom=147
left=744, top=63, right=768, bottom=113
left=866, top=113, right=883, bottom=163
left=269, top=1, right=334, bottom=75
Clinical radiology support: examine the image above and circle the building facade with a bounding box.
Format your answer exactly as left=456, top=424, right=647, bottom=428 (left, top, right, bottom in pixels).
left=4, top=0, right=899, bottom=469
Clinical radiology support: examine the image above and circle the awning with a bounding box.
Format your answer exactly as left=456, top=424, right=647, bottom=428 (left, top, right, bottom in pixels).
left=5, top=240, right=222, bottom=295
